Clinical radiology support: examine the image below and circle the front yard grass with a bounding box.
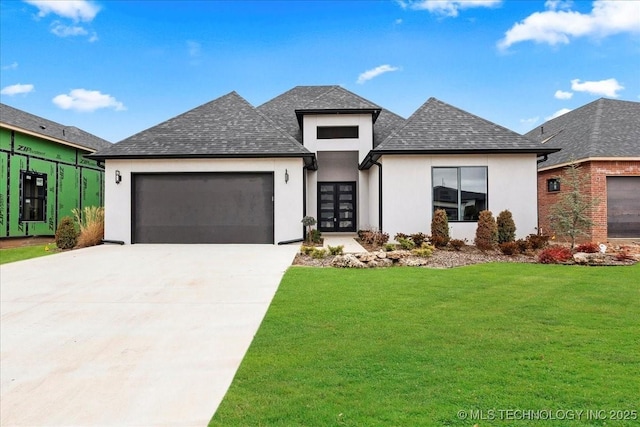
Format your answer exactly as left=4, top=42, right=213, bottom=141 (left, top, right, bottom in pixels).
left=0, top=244, right=57, bottom=265
left=211, top=263, right=639, bottom=426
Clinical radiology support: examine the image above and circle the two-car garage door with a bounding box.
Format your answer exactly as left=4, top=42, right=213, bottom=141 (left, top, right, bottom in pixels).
left=133, top=173, right=274, bottom=243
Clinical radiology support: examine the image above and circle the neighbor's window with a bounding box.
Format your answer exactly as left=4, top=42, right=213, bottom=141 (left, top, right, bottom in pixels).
left=317, top=126, right=359, bottom=139
left=20, top=171, right=47, bottom=222
left=547, top=178, right=560, bottom=192
left=433, top=167, right=487, bottom=221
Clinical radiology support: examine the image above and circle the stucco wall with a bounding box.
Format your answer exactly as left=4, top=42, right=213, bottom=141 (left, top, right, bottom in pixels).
left=538, top=160, right=640, bottom=242
left=104, top=158, right=304, bottom=244
left=381, top=154, right=539, bottom=242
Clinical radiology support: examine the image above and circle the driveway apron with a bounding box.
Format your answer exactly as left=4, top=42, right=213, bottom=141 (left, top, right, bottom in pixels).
left=0, top=244, right=299, bottom=426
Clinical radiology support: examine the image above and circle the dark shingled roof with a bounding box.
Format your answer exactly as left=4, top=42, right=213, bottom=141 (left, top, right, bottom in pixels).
left=525, top=98, right=640, bottom=169
left=0, top=103, right=112, bottom=151
left=91, top=91, right=313, bottom=161
left=257, top=85, right=402, bottom=145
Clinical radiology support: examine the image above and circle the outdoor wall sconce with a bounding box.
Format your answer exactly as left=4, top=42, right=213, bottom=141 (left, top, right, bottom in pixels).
left=285, top=169, right=289, bottom=184
left=115, top=170, right=122, bottom=184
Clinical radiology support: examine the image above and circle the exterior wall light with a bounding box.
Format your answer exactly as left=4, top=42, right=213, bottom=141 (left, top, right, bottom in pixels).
left=115, top=170, right=122, bottom=184
left=285, top=169, right=289, bottom=184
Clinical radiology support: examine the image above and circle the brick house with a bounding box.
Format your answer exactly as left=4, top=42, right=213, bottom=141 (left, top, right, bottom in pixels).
left=526, top=98, right=640, bottom=242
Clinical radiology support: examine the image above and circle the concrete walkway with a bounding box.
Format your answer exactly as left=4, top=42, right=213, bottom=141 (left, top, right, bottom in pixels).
left=0, top=244, right=299, bottom=427
left=322, top=233, right=367, bottom=253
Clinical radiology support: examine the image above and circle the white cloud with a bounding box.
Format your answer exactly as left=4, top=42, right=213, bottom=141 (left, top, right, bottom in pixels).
left=498, top=0, right=640, bottom=50
left=357, top=64, right=400, bottom=84
left=520, top=116, right=539, bottom=126
left=24, top=0, right=100, bottom=22
left=546, top=108, right=572, bottom=121
left=187, top=40, right=201, bottom=57
left=1, top=83, right=35, bottom=96
left=53, top=89, right=126, bottom=112
left=399, top=0, right=501, bottom=17
left=2, top=62, right=19, bottom=71
left=395, top=18, right=403, bottom=25
left=51, top=22, right=88, bottom=37
left=88, top=32, right=98, bottom=43
left=571, top=78, right=623, bottom=98
left=554, top=90, right=573, bottom=100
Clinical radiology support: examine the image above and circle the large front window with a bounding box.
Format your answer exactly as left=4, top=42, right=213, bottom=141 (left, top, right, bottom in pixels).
left=20, top=171, right=47, bottom=222
left=433, top=167, right=487, bottom=221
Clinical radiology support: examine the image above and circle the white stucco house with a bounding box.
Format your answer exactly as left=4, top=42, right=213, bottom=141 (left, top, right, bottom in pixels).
left=91, top=86, right=558, bottom=244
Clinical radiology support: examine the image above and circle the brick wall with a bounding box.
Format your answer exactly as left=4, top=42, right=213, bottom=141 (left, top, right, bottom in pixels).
left=537, top=160, right=640, bottom=243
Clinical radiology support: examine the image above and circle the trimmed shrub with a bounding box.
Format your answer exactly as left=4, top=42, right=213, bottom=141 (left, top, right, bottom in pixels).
left=327, top=245, right=344, bottom=255
left=515, top=239, right=531, bottom=254
left=360, top=230, right=389, bottom=247
left=474, top=210, right=498, bottom=251
left=499, top=241, right=519, bottom=256
left=383, top=243, right=397, bottom=252
left=527, top=234, right=550, bottom=250
left=397, top=237, right=416, bottom=250
left=538, top=245, right=573, bottom=264
left=300, top=245, right=315, bottom=255
left=575, top=242, right=600, bottom=253
left=394, top=232, right=409, bottom=241
left=496, top=210, right=516, bottom=244
left=310, top=229, right=322, bottom=244
left=55, top=216, right=78, bottom=249
left=311, top=248, right=327, bottom=259
left=431, top=209, right=450, bottom=248
left=412, top=243, right=434, bottom=258
left=449, top=239, right=466, bottom=251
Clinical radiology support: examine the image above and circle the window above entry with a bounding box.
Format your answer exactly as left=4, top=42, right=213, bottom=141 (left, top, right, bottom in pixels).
left=317, top=126, right=359, bottom=139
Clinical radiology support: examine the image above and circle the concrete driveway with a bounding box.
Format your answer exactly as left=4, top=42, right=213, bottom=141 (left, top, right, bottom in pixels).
left=0, top=244, right=299, bottom=426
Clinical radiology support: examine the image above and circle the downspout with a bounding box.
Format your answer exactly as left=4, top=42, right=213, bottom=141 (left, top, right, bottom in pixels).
left=302, top=164, right=308, bottom=240
left=373, top=161, right=382, bottom=231
left=536, top=155, right=548, bottom=164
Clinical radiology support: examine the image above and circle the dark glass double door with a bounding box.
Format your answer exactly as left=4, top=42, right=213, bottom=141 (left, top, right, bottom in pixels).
left=318, top=182, right=356, bottom=232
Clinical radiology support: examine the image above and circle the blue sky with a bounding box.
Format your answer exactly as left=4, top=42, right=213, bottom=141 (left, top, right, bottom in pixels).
left=1, top=0, right=639, bottom=143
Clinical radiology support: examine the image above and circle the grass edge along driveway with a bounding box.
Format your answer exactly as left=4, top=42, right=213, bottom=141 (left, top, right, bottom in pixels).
left=211, top=263, right=640, bottom=426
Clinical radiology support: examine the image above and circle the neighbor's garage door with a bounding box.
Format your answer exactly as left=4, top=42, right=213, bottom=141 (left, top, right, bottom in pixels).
left=133, top=173, right=274, bottom=243
left=607, top=176, right=640, bottom=238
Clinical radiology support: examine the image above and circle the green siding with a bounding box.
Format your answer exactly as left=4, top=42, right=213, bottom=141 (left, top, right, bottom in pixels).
left=0, top=152, right=7, bottom=237
left=0, top=128, right=105, bottom=238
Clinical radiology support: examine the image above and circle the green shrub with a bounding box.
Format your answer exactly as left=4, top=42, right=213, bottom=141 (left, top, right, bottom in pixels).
left=474, top=210, right=498, bottom=251
left=449, top=239, right=466, bottom=251
left=496, top=210, right=516, bottom=244
left=394, top=232, right=409, bottom=241
left=327, top=245, right=344, bottom=255
left=499, top=241, right=519, bottom=256
left=300, top=245, right=315, bottom=255
left=431, top=209, right=450, bottom=248
left=412, top=243, right=434, bottom=258
left=311, top=248, right=327, bottom=259
left=384, top=243, right=397, bottom=252
left=397, top=237, right=416, bottom=250
left=310, top=229, right=322, bottom=244
left=55, top=216, right=78, bottom=249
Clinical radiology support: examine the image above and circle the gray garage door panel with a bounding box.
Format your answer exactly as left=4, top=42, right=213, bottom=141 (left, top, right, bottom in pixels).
left=133, top=173, right=274, bottom=243
left=607, top=176, right=640, bottom=238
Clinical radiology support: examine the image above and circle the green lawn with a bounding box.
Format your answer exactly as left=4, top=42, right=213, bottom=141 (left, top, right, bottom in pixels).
left=0, top=244, right=57, bottom=265
left=211, top=263, right=640, bottom=426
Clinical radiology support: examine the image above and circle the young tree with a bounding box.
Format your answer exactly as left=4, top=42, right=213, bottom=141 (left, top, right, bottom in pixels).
left=474, top=210, right=498, bottom=251
left=548, top=162, right=599, bottom=249
left=431, top=209, right=450, bottom=248
left=496, top=209, right=516, bottom=243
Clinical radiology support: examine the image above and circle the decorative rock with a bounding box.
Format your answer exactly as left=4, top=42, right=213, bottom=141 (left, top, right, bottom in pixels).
left=372, top=258, right=393, bottom=268
left=357, top=253, right=376, bottom=263
left=374, top=251, right=387, bottom=259
left=386, top=250, right=412, bottom=260
left=331, top=254, right=366, bottom=268
left=399, top=257, right=430, bottom=266
left=573, top=252, right=607, bottom=265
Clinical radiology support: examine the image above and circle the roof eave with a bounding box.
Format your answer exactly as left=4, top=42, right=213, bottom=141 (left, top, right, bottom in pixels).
left=295, top=108, right=382, bottom=127
left=88, top=151, right=316, bottom=162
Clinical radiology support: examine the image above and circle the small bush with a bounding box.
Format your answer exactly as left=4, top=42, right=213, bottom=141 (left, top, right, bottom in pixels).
left=359, top=230, right=389, bottom=246
left=496, top=210, right=516, bottom=244
left=55, top=216, right=78, bottom=249
left=410, top=232, right=429, bottom=247
left=499, top=241, right=519, bottom=256
left=327, top=245, right=344, bottom=255
left=311, top=248, right=327, bottom=259
left=310, top=229, right=322, bottom=244
left=515, top=239, right=531, bottom=254
left=449, top=239, right=466, bottom=251
left=300, top=245, right=315, bottom=255
left=431, top=209, right=450, bottom=248
left=538, top=245, right=573, bottom=264
left=412, top=243, right=434, bottom=258
left=474, top=210, right=498, bottom=251
left=394, top=232, right=409, bottom=241
left=575, top=242, right=600, bottom=253
left=527, top=234, right=550, bottom=250
left=384, top=243, right=397, bottom=252
left=397, top=237, right=416, bottom=250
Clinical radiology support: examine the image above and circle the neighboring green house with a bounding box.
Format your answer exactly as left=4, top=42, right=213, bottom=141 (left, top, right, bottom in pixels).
left=0, top=103, right=111, bottom=238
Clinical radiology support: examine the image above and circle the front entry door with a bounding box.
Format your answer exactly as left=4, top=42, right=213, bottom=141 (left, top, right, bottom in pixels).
left=318, top=182, right=356, bottom=232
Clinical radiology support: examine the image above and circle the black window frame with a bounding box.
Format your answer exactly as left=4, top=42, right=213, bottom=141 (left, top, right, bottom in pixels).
left=20, top=170, right=47, bottom=222
left=317, top=126, right=359, bottom=139
left=432, top=166, right=488, bottom=222
left=547, top=178, right=560, bottom=192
